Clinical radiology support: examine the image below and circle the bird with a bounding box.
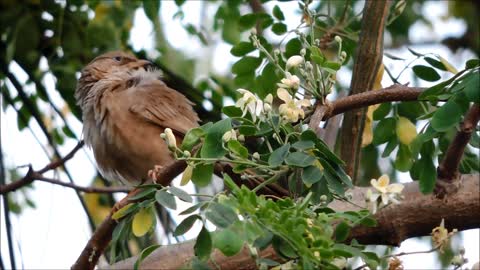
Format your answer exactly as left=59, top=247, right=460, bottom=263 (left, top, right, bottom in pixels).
left=75, top=51, right=199, bottom=186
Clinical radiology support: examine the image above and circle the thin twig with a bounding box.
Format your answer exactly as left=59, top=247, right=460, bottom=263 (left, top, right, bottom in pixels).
left=353, top=247, right=438, bottom=270
left=0, top=141, right=86, bottom=194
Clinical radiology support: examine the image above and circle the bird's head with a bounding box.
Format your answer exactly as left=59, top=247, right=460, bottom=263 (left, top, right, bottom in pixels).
left=75, top=51, right=155, bottom=108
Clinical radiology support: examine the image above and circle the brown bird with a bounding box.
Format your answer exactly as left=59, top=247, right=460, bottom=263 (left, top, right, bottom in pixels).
left=75, top=51, right=199, bottom=185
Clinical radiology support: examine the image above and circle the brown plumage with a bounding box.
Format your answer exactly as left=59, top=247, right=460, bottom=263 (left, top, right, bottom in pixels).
left=75, top=51, right=199, bottom=185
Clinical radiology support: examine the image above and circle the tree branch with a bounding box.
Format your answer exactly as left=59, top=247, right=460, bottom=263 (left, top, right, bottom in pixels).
left=106, top=174, right=480, bottom=270
left=325, top=85, right=423, bottom=119
left=340, top=0, right=391, bottom=182
left=0, top=141, right=84, bottom=194
left=71, top=160, right=187, bottom=270
left=435, top=103, right=480, bottom=196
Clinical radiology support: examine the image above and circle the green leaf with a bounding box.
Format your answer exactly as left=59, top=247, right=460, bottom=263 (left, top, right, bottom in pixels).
left=205, top=202, right=239, bottom=228
left=155, top=190, right=177, bottom=210
left=465, top=59, right=480, bottom=69
left=302, top=165, right=323, bottom=186
left=407, top=47, right=424, bottom=57
left=232, top=57, right=262, bottom=75
left=169, top=186, right=193, bottom=203
left=180, top=202, right=205, bottom=215
left=322, top=61, right=342, bottom=71
left=227, top=140, right=249, bottom=159
left=230, top=42, right=255, bottom=57
left=271, top=22, right=287, bottom=35
left=419, top=156, right=436, bottom=194
left=134, top=244, right=161, bottom=270
left=272, top=5, right=285, bottom=20
left=214, top=228, right=244, bottom=256
left=412, top=65, right=441, bottom=82
left=143, top=0, right=160, bottom=21
left=268, top=144, right=290, bottom=167
left=464, top=72, right=479, bottom=103
left=201, top=119, right=232, bottom=159
left=238, top=14, right=257, bottom=29
left=431, top=99, right=462, bottom=132
left=112, top=203, right=137, bottom=221
left=132, top=206, right=155, bottom=237
left=195, top=226, right=212, bottom=261
left=381, top=138, right=398, bottom=158
left=174, top=215, right=199, bottom=236
left=285, top=38, right=302, bottom=58
left=292, top=140, right=315, bottom=150
left=222, top=106, right=243, bottom=117
left=419, top=79, right=452, bottom=100
left=372, top=102, right=391, bottom=120
left=129, top=187, right=156, bottom=201
left=394, top=144, right=413, bottom=172
left=181, top=127, right=205, bottom=151
left=285, top=152, right=315, bottom=167
left=424, top=57, right=447, bottom=71
left=372, top=117, right=396, bottom=145
left=272, top=235, right=297, bottom=259
left=192, top=163, right=214, bottom=187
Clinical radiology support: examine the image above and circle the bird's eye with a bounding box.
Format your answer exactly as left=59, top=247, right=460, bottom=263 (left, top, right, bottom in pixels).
left=113, top=56, right=122, bottom=62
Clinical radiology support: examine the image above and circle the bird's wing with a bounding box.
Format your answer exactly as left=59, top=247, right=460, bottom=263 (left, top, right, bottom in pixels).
left=128, top=81, right=199, bottom=135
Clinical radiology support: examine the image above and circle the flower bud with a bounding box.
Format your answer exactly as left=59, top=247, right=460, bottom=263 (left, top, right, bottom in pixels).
left=334, top=35, right=342, bottom=43
left=340, top=51, right=347, bottom=59
left=238, top=135, right=245, bottom=142
left=286, top=55, right=303, bottom=70
left=252, top=152, right=260, bottom=159
left=250, top=27, right=257, bottom=35
left=164, top=128, right=176, bottom=149
left=263, top=103, right=272, bottom=113
left=265, top=93, right=273, bottom=104
left=183, top=150, right=191, bottom=157
left=180, top=165, right=193, bottom=186
left=300, top=48, right=306, bottom=56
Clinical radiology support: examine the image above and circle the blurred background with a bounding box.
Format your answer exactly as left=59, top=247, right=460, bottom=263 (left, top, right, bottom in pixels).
left=0, top=0, right=478, bottom=269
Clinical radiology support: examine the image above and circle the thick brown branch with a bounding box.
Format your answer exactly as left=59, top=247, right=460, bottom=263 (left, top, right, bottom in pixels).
left=436, top=104, right=480, bottom=196
left=107, top=174, right=479, bottom=269
left=340, top=0, right=391, bottom=182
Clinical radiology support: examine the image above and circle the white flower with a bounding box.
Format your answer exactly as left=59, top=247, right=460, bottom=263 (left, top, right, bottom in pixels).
left=163, top=128, right=176, bottom=149
left=222, top=129, right=237, bottom=142
left=278, top=73, right=300, bottom=89
left=286, top=55, right=303, bottom=70
left=235, top=89, right=263, bottom=122
left=277, top=88, right=311, bottom=123
left=371, top=174, right=404, bottom=205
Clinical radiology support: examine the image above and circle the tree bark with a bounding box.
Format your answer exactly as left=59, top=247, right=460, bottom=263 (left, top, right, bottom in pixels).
left=340, top=0, right=391, bottom=182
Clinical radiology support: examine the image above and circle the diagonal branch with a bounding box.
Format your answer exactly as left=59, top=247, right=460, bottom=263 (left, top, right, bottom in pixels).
left=435, top=103, right=480, bottom=197
left=71, top=160, right=188, bottom=270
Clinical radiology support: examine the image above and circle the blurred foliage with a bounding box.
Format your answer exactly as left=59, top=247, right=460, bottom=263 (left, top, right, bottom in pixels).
left=0, top=0, right=478, bottom=268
